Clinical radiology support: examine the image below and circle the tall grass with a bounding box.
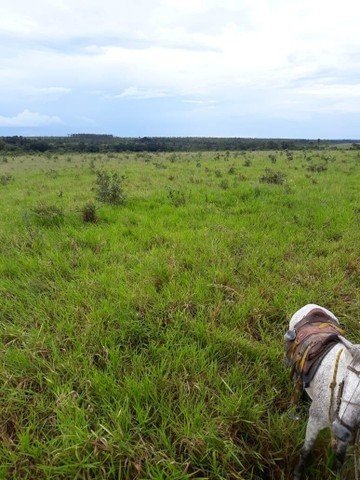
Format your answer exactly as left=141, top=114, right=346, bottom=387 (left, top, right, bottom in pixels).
left=0, top=150, right=359, bottom=479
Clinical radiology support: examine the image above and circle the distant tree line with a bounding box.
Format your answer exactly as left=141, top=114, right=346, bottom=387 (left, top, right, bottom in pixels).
left=0, top=134, right=358, bottom=154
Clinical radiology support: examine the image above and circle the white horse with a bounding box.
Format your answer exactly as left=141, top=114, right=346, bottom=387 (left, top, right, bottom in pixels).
left=286, top=304, right=360, bottom=479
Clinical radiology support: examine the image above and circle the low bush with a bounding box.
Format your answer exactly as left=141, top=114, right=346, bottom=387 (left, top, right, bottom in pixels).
left=268, top=154, right=277, bottom=164
left=259, top=168, right=287, bottom=185
left=167, top=188, right=186, bottom=206
left=95, top=171, right=125, bottom=205
left=243, top=158, right=252, bottom=167
left=307, top=164, right=328, bottom=173
left=0, top=174, right=14, bottom=185
left=82, top=202, right=98, bottom=223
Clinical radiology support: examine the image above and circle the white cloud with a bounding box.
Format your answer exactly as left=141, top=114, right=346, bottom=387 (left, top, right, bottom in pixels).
left=0, top=110, right=63, bottom=127
left=0, top=0, right=359, bottom=133
left=297, top=84, right=360, bottom=98
left=183, top=99, right=217, bottom=104
left=114, top=86, right=169, bottom=99
left=29, top=86, right=72, bottom=95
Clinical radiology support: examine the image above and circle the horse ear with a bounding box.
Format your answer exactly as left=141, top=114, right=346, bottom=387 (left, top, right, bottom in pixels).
left=284, top=329, right=296, bottom=341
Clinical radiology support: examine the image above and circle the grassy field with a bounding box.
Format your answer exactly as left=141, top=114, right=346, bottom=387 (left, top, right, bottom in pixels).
left=0, top=149, right=359, bottom=479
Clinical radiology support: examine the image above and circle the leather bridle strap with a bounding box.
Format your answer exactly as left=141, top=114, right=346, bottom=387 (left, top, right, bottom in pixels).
left=348, top=365, right=360, bottom=376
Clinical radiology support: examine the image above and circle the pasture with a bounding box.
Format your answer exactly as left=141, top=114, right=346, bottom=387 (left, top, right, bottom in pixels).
left=0, top=149, right=359, bottom=479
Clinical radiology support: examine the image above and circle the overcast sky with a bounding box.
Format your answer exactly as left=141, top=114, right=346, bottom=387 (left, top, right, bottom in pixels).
left=0, top=0, right=359, bottom=138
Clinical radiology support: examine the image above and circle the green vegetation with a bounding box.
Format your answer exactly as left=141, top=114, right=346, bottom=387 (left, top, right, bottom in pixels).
left=0, top=150, right=359, bottom=479
left=1, top=135, right=360, bottom=154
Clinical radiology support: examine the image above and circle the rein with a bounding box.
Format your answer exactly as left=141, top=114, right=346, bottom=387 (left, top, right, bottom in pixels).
left=334, top=357, right=360, bottom=435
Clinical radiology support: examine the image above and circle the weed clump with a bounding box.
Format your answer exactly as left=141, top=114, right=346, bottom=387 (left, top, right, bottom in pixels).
left=259, top=168, right=287, bottom=185
left=307, top=164, right=327, bottom=173
left=0, top=174, right=14, bottom=185
left=268, top=154, right=277, bottom=164
left=243, top=158, right=252, bottom=167
left=82, top=202, right=98, bottom=223
left=167, top=188, right=186, bottom=206
left=95, top=171, right=125, bottom=205
left=31, top=204, right=64, bottom=227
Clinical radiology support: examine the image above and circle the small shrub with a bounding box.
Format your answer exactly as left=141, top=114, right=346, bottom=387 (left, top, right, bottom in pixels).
left=268, top=154, right=277, bottom=164
left=243, top=158, right=252, bottom=167
left=82, top=202, right=97, bottom=223
left=95, top=171, right=125, bottom=205
left=0, top=174, right=14, bottom=185
left=259, top=168, right=286, bottom=185
left=220, top=180, right=229, bottom=189
left=307, top=164, right=327, bottom=173
left=153, top=162, right=167, bottom=169
left=228, top=166, right=236, bottom=174
left=167, top=188, right=186, bottom=207
left=215, top=169, right=222, bottom=178
left=31, top=204, right=64, bottom=227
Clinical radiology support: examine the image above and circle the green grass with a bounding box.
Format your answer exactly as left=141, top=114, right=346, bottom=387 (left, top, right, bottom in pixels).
left=0, top=149, right=359, bottom=479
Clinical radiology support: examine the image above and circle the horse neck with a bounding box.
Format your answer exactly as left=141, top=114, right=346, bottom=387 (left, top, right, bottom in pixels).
left=339, top=349, right=360, bottom=411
